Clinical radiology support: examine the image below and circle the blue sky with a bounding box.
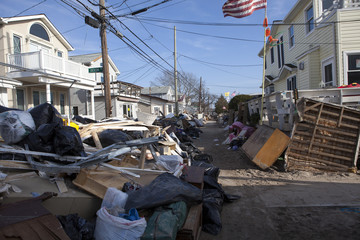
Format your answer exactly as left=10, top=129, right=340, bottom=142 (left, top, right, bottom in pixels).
left=1, top=0, right=298, bottom=97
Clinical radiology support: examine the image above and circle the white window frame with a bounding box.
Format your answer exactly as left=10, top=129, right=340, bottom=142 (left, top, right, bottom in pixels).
left=305, top=4, right=314, bottom=35
left=277, top=35, right=284, bottom=69
left=343, top=50, right=360, bottom=85
left=286, top=74, right=297, bottom=90
left=288, top=25, right=295, bottom=49
left=321, top=56, right=336, bottom=87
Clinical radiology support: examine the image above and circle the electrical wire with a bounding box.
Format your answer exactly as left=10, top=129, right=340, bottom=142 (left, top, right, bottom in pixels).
left=179, top=54, right=262, bottom=67
left=11, top=0, right=47, bottom=17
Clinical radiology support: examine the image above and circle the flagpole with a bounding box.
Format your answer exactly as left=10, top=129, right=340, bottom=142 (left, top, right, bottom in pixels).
left=260, top=5, right=267, bottom=125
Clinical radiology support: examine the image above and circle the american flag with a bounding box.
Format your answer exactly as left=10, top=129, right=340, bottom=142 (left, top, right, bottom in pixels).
left=223, top=0, right=267, bottom=18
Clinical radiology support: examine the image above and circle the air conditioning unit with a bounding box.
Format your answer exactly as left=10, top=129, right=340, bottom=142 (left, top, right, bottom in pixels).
left=319, top=82, right=325, bottom=88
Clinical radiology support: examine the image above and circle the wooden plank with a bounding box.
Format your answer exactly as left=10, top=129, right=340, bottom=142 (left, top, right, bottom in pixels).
left=55, top=178, right=68, bottom=193
left=304, top=102, right=322, bottom=112
left=177, top=204, right=202, bottom=240
left=308, top=103, right=323, bottom=154
left=289, top=146, right=353, bottom=162
left=91, top=130, right=103, bottom=149
left=139, top=132, right=149, bottom=169
left=241, top=125, right=275, bottom=160
left=353, top=128, right=360, bottom=167
left=0, top=160, right=33, bottom=170
left=287, top=152, right=350, bottom=170
left=337, top=107, right=344, bottom=127
left=291, top=139, right=354, bottom=153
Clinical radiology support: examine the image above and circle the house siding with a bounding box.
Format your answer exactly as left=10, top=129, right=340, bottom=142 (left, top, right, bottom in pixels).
left=262, top=0, right=360, bottom=92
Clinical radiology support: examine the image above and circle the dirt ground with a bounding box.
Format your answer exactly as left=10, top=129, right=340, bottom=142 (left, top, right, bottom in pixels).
left=194, top=121, right=360, bottom=240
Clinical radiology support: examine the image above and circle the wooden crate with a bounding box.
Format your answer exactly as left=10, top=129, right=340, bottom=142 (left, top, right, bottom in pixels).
left=182, top=166, right=204, bottom=189
left=177, top=204, right=202, bottom=240
left=285, top=98, right=360, bottom=172
left=241, top=125, right=290, bottom=169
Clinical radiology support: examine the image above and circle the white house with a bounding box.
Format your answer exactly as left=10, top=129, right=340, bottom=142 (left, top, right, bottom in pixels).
left=0, top=14, right=96, bottom=116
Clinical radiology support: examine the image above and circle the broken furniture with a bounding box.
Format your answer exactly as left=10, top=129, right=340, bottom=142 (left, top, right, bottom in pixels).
left=241, top=125, right=290, bottom=170
left=286, top=98, right=360, bottom=172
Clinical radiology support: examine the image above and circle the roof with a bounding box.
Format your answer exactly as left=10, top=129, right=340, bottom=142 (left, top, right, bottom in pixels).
left=69, top=53, right=120, bottom=75
left=0, top=14, right=74, bottom=51
left=118, top=80, right=143, bottom=89
left=140, top=94, right=175, bottom=103
left=69, top=53, right=101, bottom=64
left=141, top=86, right=173, bottom=95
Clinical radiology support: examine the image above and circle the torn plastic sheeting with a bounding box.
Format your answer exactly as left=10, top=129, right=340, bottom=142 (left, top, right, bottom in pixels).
left=157, top=155, right=183, bottom=173
left=0, top=110, right=35, bottom=144
left=124, top=173, right=202, bottom=211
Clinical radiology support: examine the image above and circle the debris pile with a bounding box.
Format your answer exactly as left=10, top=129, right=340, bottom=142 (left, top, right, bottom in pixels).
left=0, top=104, right=239, bottom=239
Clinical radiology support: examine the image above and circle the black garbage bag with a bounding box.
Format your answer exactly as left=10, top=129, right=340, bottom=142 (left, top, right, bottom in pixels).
left=84, top=129, right=133, bottom=148
left=125, top=173, right=202, bottom=211
left=202, top=189, right=224, bottom=235
left=29, top=103, right=63, bottom=129
left=191, top=160, right=220, bottom=181
left=57, top=213, right=95, bottom=240
left=53, top=126, right=86, bottom=157
left=21, top=123, right=57, bottom=153
left=0, top=105, right=20, bottom=113
left=72, top=115, right=98, bottom=124
left=193, top=154, right=213, bottom=163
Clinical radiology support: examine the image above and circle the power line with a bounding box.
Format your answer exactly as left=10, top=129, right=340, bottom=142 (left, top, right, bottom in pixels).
left=140, top=21, right=360, bottom=45
left=179, top=54, right=262, bottom=67
left=12, top=0, right=47, bottom=17
left=125, top=16, right=360, bottom=27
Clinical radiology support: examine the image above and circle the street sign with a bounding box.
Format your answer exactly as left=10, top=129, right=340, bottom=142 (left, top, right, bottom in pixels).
left=88, top=67, right=103, bottom=73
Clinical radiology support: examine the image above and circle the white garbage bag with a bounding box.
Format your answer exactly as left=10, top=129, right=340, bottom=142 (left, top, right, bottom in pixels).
left=0, top=111, right=35, bottom=144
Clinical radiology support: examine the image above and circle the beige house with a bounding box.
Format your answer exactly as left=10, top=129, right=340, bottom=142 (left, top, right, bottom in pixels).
left=0, top=14, right=96, bottom=116
left=260, top=0, right=360, bottom=94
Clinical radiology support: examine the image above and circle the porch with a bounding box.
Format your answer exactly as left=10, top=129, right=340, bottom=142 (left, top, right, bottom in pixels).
left=247, top=87, right=360, bottom=131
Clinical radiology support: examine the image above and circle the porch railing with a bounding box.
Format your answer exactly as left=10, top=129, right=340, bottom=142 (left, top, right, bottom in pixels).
left=247, top=87, right=360, bottom=131
left=7, top=51, right=95, bottom=81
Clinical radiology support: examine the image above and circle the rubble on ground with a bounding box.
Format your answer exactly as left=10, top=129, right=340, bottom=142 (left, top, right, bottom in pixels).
left=0, top=103, right=238, bottom=239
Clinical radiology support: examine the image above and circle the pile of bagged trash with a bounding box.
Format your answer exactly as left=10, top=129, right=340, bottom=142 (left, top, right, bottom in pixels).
left=0, top=103, right=240, bottom=239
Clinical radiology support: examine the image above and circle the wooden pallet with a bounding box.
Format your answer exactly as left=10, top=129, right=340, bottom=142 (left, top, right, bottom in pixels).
left=285, top=98, right=360, bottom=172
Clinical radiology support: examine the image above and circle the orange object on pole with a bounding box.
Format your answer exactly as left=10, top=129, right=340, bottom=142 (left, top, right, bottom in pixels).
left=263, top=17, right=268, bottom=27
left=265, top=28, right=271, bottom=37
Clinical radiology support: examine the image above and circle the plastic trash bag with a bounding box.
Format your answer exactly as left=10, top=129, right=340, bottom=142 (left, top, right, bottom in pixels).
left=0, top=105, right=20, bottom=113
left=125, top=173, right=202, bottom=211
left=202, top=189, right=224, bottom=235
left=141, top=201, right=187, bottom=240
left=94, top=207, right=147, bottom=240
left=102, top=187, right=128, bottom=209
left=29, top=103, right=63, bottom=129
left=57, top=213, right=95, bottom=240
left=0, top=110, right=35, bottom=144
left=157, top=155, right=183, bottom=173
left=21, top=123, right=57, bottom=153
left=84, top=129, right=133, bottom=148
left=53, top=126, right=86, bottom=156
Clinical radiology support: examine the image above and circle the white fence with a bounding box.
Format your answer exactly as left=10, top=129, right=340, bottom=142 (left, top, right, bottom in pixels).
left=248, top=88, right=360, bottom=131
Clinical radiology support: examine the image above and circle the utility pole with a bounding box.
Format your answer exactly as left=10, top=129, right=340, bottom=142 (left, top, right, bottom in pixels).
left=199, top=77, right=202, bottom=113
left=174, top=26, right=179, bottom=116
left=100, top=0, right=112, bottom=118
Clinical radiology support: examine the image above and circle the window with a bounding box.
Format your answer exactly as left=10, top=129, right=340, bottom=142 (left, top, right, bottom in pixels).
left=270, top=47, right=274, bottom=64
left=33, top=90, right=53, bottom=106
left=347, top=53, right=360, bottom=85
left=57, top=51, right=63, bottom=57
left=153, top=106, right=161, bottom=115
left=73, top=106, right=79, bottom=116
left=16, top=89, right=25, bottom=110
left=306, top=6, right=314, bottom=33
left=13, top=35, right=21, bottom=54
left=168, top=105, right=173, bottom=113
left=277, top=36, right=284, bottom=68
left=287, top=76, right=297, bottom=90
left=30, top=23, right=49, bottom=41
left=265, top=85, right=274, bottom=95
left=289, top=25, right=294, bottom=48
left=123, top=104, right=133, bottom=118
left=60, top=93, right=65, bottom=114
left=322, top=58, right=335, bottom=87
left=322, top=0, right=333, bottom=12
